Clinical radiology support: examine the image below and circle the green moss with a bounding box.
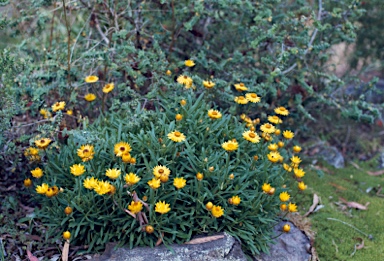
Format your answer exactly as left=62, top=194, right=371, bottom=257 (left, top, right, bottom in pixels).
left=296, top=162, right=384, bottom=261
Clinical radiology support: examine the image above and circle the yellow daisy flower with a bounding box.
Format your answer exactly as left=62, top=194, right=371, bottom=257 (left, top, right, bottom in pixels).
left=105, top=168, right=121, bottom=180
left=278, top=141, right=284, bottom=148
left=234, top=96, right=249, bottom=104
left=230, top=195, right=241, bottom=206
left=234, top=83, right=248, bottom=91
left=196, top=172, right=204, bottom=181
left=94, top=180, right=112, bottom=195
left=51, top=101, right=66, bottom=112
left=262, top=183, right=272, bottom=193
left=260, top=123, right=276, bottom=134
left=63, top=231, right=71, bottom=240
left=102, top=83, right=114, bottom=93
left=173, top=177, right=187, bottom=189
left=83, top=177, right=98, bottom=190
left=167, top=131, right=186, bottom=142
left=293, top=168, right=305, bottom=178
left=84, top=93, right=96, bottom=102
left=34, top=138, right=52, bottom=149
left=207, top=109, right=222, bottom=119
left=31, top=167, right=43, bottom=178
left=283, top=130, right=294, bottom=139
left=153, top=165, right=171, bottom=178
left=279, top=191, right=290, bottom=202
left=177, top=75, right=193, bottom=88
left=39, top=109, right=51, bottom=119
left=298, top=181, right=307, bottom=191
left=36, top=183, right=49, bottom=194
left=24, top=178, right=32, bottom=187
left=203, top=80, right=215, bottom=89
left=211, top=205, right=224, bottom=218
left=268, top=143, right=279, bottom=151
left=114, top=142, right=132, bottom=157
left=288, top=202, right=298, bottom=212
left=155, top=201, right=171, bottom=214
left=166, top=70, right=172, bottom=76
left=267, top=151, right=281, bottom=163
left=25, top=147, right=39, bottom=156
left=66, top=110, right=73, bottom=115
left=293, top=145, right=302, bottom=153
left=180, top=99, right=187, bottom=106
left=184, top=60, right=195, bottom=67
left=148, top=178, right=161, bottom=189
left=125, top=172, right=141, bottom=186
left=77, top=144, right=95, bottom=162
left=280, top=204, right=287, bottom=211
left=283, top=224, right=291, bottom=232
left=70, top=164, right=86, bottom=176
left=275, top=106, right=289, bottom=116
left=268, top=115, right=282, bottom=124
left=128, top=201, right=143, bottom=214
left=122, top=152, right=132, bottom=163
left=283, top=163, right=292, bottom=172
left=222, top=140, right=239, bottom=151
left=245, top=93, right=261, bottom=103
left=290, top=156, right=302, bottom=168
left=242, top=130, right=260, bottom=143
left=175, top=114, right=183, bottom=121
left=85, top=75, right=99, bottom=83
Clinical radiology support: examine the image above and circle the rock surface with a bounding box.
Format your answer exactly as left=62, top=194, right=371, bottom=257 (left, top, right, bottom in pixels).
left=95, top=232, right=247, bottom=261
left=253, top=221, right=311, bottom=261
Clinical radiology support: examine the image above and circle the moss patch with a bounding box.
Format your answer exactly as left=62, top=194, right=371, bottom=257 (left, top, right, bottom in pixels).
left=296, top=162, right=384, bottom=261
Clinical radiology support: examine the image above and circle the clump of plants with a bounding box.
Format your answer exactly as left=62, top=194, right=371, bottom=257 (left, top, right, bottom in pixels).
left=24, top=62, right=308, bottom=256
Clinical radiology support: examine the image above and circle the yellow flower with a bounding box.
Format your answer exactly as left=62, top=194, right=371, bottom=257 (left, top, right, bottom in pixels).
left=283, top=224, right=291, bottom=233
left=294, top=168, right=305, bottom=178
left=94, top=180, right=111, bottom=195
left=288, top=202, right=297, bottom=212
left=293, top=145, right=302, bottom=153
left=184, top=60, right=195, bottom=67
left=245, top=93, right=261, bottom=103
left=45, top=187, right=56, bottom=198
left=229, top=173, right=234, bottom=180
left=234, top=83, right=248, bottom=92
left=260, top=123, right=276, bottom=134
left=63, top=231, right=71, bottom=240
left=167, top=131, right=186, bottom=142
left=279, top=191, right=290, bottom=202
left=268, top=143, right=279, bottom=151
left=280, top=204, right=287, bottom=211
left=83, top=177, right=98, bottom=190
left=177, top=75, right=193, bottom=88
left=122, top=152, right=132, bottom=163
left=77, top=144, right=95, bottom=162
left=173, top=177, right=187, bottom=189
left=102, top=83, right=114, bottom=93
left=31, top=167, right=43, bottom=178
left=128, top=201, right=143, bottom=214
left=84, top=93, right=96, bottom=102
left=268, top=115, right=282, bottom=124
left=242, top=130, right=260, bottom=143
left=24, top=178, right=32, bottom=187
left=155, top=201, right=171, bottom=214
left=203, top=80, right=215, bottom=89
left=125, top=172, right=141, bottom=186
left=175, top=114, right=183, bottom=121
left=145, top=225, right=154, bottom=234
left=51, top=101, right=66, bottom=112
left=234, top=96, right=249, bottom=104
left=129, top=157, right=136, bottom=164
left=25, top=147, right=39, bottom=156
left=267, top=151, right=281, bottom=163
left=166, top=70, right=172, bottom=76
left=34, top=138, right=52, bottom=149
left=180, top=99, right=187, bottom=106
left=207, top=109, right=222, bottom=119
left=290, top=156, right=302, bottom=168
left=36, top=183, right=49, bottom=194
left=66, top=110, right=73, bottom=115
left=153, top=165, right=171, bottom=178
left=196, top=172, right=204, bottom=181
left=105, top=168, right=121, bottom=180
left=114, top=142, right=132, bottom=157
left=148, top=178, right=161, bottom=189
left=211, top=205, right=224, bottom=218
left=230, top=195, right=241, bottom=206
left=283, top=163, right=292, bottom=172
left=275, top=129, right=281, bottom=135
left=85, top=75, right=99, bottom=83
left=70, top=164, right=86, bottom=176
left=39, top=109, right=51, bottom=119
left=278, top=141, right=284, bottom=148
left=283, top=130, right=294, bottom=139
left=275, top=106, right=289, bottom=116
left=222, top=140, right=239, bottom=151
left=298, top=181, right=307, bottom=191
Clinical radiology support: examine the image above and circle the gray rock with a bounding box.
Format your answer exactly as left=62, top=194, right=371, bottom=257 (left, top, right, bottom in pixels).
left=254, top=221, right=311, bottom=261
left=95, top=232, right=247, bottom=261
left=378, top=149, right=384, bottom=169
left=316, top=144, right=345, bottom=169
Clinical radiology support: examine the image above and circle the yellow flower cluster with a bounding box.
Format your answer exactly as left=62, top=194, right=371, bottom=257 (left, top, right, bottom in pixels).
left=36, top=183, right=60, bottom=198
left=83, top=177, right=113, bottom=195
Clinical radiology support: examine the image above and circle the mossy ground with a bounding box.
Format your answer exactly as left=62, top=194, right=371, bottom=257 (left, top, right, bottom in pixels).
left=296, top=161, right=384, bottom=261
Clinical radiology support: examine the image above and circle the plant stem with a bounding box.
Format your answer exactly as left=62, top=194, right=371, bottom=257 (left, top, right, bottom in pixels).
left=62, top=0, right=72, bottom=87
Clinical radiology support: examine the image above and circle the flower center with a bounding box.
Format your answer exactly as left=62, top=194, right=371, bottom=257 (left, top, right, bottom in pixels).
left=239, top=96, right=245, bottom=100
left=40, top=139, right=45, bottom=143
left=120, top=147, right=125, bottom=151
left=174, top=131, right=181, bottom=137
left=184, top=76, right=188, bottom=79
left=249, top=133, right=256, bottom=138
left=212, top=111, right=217, bottom=115
left=265, top=124, right=271, bottom=128
left=83, top=149, right=89, bottom=153
left=240, top=83, right=244, bottom=87
left=251, top=94, right=257, bottom=98
left=159, top=169, right=164, bottom=174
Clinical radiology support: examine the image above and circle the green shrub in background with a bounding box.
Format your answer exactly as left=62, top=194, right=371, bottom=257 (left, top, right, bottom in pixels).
left=25, top=72, right=306, bottom=255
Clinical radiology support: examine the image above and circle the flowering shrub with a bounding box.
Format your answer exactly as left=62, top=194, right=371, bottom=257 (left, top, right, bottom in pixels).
left=25, top=63, right=308, bottom=255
